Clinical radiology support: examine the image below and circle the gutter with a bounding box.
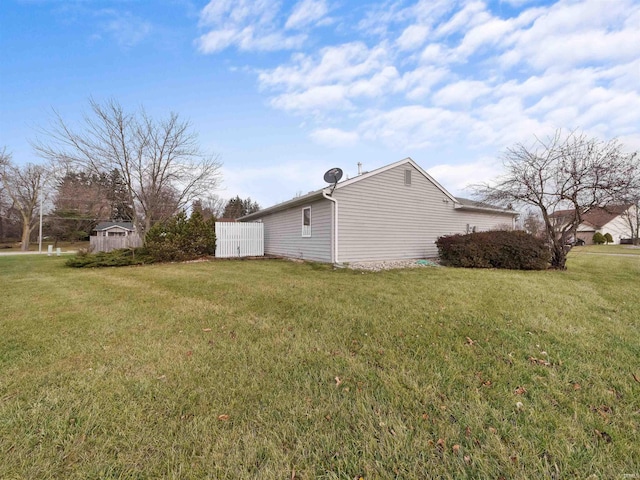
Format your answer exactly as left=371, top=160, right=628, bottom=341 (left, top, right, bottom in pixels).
left=322, top=190, right=339, bottom=264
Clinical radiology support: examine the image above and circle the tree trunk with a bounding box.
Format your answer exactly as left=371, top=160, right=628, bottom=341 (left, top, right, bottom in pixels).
left=21, top=221, right=31, bottom=251
left=550, top=243, right=567, bottom=270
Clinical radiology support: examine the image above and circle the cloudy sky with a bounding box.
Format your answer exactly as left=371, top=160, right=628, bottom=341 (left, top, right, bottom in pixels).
left=1, top=0, right=639, bottom=207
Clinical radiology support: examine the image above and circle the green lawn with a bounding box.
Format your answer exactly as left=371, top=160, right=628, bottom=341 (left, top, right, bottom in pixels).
left=1, top=254, right=639, bottom=479
left=572, top=244, right=640, bottom=255
left=0, top=240, right=90, bottom=252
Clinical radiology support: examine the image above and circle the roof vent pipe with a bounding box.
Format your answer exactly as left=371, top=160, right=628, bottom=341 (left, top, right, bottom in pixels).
left=357, top=162, right=362, bottom=175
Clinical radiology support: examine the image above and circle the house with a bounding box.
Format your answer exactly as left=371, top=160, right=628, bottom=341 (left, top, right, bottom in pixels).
left=238, top=158, right=518, bottom=263
left=550, top=205, right=635, bottom=245
left=93, top=221, right=136, bottom=237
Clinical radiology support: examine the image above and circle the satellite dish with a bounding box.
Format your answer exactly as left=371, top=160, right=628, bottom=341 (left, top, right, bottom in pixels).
left=323, top=168, right=343, bottom=184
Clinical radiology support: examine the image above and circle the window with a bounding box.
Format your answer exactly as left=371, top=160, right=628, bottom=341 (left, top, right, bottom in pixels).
left=302, top=207, right=311, bottom=237
left=404, top=169, right=412, bottom=185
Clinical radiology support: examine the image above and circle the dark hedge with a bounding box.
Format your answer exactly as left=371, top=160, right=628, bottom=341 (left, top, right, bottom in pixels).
left=436, top=230, right=550, bottom=270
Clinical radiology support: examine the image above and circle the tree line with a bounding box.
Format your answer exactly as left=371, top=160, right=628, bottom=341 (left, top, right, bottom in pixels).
left=0, top=98, right=260, bottom=250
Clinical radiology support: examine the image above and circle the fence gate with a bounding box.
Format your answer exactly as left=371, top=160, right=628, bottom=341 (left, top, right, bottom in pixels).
left=215, top=222, right=264, bottom=258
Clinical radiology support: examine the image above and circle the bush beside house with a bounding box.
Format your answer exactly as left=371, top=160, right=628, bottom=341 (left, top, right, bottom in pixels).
left=67, top=210, right=216, bottom=268
left=592, top=232, right=606, bottom=245
left=436, top=230, right=550, bottom=270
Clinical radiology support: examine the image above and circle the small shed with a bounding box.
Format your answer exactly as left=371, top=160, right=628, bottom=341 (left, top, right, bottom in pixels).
left=91, top=221, right=142, bottom=252
left=93, top=221, right=136, bottom=237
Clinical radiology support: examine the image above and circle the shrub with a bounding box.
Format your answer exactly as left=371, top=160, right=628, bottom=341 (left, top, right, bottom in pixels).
left=145, top=210, right=216, bottom=262
left=66, top=247, right=153, bottom=268
left=592, top=232, right=606, bottom=245
left=436, top=230, right=550, bottom=270
left=603, top=232, right=613, bottom=244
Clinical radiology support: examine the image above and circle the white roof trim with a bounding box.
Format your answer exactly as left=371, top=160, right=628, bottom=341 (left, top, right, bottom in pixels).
left=330, top=157, right=459, bottom=203
left=240, top=157, right=467, bottom=221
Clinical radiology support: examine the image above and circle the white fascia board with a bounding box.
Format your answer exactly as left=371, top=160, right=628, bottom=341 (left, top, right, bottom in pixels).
left=333, top=157, right=460, bottom=203
left=454, top=204, right=520, bottom=216
left=238, top=190, right=325, bottom=221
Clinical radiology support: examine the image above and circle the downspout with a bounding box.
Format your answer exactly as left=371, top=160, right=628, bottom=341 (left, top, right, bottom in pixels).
left=322, top=190, right=339, bottom=264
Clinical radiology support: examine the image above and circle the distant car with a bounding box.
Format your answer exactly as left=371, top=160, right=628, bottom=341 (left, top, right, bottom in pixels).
left=564, top=238, right=585, bottom=247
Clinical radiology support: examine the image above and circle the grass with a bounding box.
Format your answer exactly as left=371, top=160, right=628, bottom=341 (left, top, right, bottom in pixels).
left=0, top=240, right=90, bottom=252
left=572, top=244, right=640, bottom=255
left=1, top=254, right=639, bottom=479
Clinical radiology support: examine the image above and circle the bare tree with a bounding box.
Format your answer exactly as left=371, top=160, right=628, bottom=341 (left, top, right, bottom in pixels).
left=0, top=149, right=47, bottom=251
left=192, top=195, right=225, bottom=220
left=33, top=98, right=223, bottom=235
left=521, top=209, right=544, bottom=238
left=475, top=130, right=638, bottom=269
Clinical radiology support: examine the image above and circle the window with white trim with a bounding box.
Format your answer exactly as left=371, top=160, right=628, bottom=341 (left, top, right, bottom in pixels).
left=302, top=207, right=311, bottom=237
left=404, top=169, right=412, bottom=185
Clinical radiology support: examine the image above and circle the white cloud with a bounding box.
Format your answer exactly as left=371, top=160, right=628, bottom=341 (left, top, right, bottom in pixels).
left=310, top=128, right=359, bottom=147
left=359, top=106, right=473, bottom=149
left=200, top=0, right=640, bottom=171
left=270, top=85, right=350, bottom=112
left=96, top=10, right=152, bottom=48
left=285, top=0, right=329, bottom=29
left=427, top=158, right=504, bottom=195
left=396, top=24, right=430, bottom=50
left=197, top=0, right=308, bottom=52
left=432, top=80, right=492, bottom=107
left=259, top=42, right=390, bottom=90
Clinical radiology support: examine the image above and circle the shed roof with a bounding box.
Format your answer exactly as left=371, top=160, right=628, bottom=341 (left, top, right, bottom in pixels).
left=94, top=221, right=135, bottom=231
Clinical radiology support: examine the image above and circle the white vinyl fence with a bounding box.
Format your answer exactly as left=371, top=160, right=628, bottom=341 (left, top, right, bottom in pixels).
left=90, top=234, right=143, bottom=253
left=215, top=222, right=264, bottom=258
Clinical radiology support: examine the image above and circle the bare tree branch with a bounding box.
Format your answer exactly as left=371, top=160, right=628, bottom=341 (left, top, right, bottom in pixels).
left=474, top=130, right=638, bottom=269
left=32, top=98, right=223, bottom=235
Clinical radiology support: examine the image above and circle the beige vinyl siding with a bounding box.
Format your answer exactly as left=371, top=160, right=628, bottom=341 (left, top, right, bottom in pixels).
left=453, top=210, right=516, bottom=233
left=334, top=164, right=515, bottom=262
left=260, top=199, right=332, bottom=262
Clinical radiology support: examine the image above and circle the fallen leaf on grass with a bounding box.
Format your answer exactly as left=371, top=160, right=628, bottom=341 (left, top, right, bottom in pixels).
left=529, top=357, right=551, bottom=367
left=591, top=405, right=612, bottom=419
left=452, top=444, right=460, bottom=454
left=202, top=328, right=212, bottom=332
left=464, top=455, right=471, bottom=464
left=436, top=438, right=445, bottom=451
left=217, top=414, right=229, bottom=421
left=514, top=386, right=527, bottom=395
left=186, top=350, right=193, bottom=357
left=633, top=373, right=640, bottom=383
left=573, top=383, right=581, bottom=390
left=335, top=377, right=342, bottom=387
left=594, top=429, right=612, bottom=443
left=465, top=337, right=475, bottom=346
left=488, top=427, right=497, bottom=434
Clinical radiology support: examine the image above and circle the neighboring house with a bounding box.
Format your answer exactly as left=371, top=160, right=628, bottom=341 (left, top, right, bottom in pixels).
left=550, top=205, right=635, bottom=245
left=239, top=158, right=518, bottom=263
left=93, top=221, right=136, bottom=237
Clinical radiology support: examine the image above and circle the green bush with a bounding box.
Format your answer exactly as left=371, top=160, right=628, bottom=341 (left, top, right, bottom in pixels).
left=603, top=232, right=614, bottom=244
left=592, top=232, right=606, bottom=245
left=66, top=247, right=153, bottom=268
left=436, top=230, right=550, bottom=270
left=145, top=210, right=216, bottom=262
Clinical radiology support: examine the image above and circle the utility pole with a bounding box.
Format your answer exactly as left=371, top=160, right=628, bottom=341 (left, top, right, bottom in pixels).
left=38, top=182, right=43, bottom=253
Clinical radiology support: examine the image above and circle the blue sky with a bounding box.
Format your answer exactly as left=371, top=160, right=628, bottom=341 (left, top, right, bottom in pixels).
left=1, top=0, right=639, bottom=207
